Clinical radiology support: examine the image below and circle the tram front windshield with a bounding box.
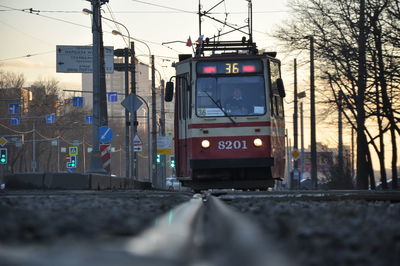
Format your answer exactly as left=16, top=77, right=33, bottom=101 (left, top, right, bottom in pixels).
left=196, top=76, right=266, bottom=117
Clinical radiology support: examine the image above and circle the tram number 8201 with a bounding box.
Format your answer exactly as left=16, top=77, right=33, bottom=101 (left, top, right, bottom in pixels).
left=217, top=140, right=248, bottom=150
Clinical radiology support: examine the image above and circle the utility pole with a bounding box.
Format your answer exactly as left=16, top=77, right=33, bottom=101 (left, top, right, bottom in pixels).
left=300, top=102, right=305, bottom=180
left=124, top=48, right=130, bottom=178
left=293, top=58, right=299, bottom=189
left=32, top=122, right=36, bottom=172
left=88, top=0, right=108, bottom=173
left=309, top=35, right=318, bottom=189
left=151, top=55, right=157, bottom=188
left=338, top=91, right=344, bottom=173
left=160, top=79, right=166, bottom=189
left=130, top=41, right=138, bottom=180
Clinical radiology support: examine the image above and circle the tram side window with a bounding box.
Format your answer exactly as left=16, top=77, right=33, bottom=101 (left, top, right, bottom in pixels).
left=269, top=61, right=284, bottom=118
left=177, top=74, right=189, bottom=120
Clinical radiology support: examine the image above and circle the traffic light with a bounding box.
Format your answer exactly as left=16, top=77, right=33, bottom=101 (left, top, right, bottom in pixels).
left=156, top=154, right=161, bottom=163
left=68, top=155, right=77, bottom=168
left=169, top=156, right=175, bottom=168
left=0, top=148, right=7, bottom=164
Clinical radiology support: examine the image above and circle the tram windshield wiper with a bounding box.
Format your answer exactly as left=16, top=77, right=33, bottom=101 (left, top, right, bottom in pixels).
left=204, top=91, right=236, bottom=124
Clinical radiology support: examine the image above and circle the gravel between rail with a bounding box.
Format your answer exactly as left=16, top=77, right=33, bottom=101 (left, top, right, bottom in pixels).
left=0, top=190, right=191, bottom=244
left=225, top=197, right=400, bottom=266
left=1, top=190, right=400, bottom=266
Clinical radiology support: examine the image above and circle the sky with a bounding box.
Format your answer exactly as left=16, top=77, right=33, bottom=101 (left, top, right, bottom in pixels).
left=2, top=0, right=395, bottom=173
left=0, top=0, right=290, bottom=89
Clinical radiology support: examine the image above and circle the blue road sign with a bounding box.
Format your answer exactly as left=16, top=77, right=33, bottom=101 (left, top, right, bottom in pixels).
left=67, top=167, right=75, bottom=173
left=107, top=92, right=118, bottom=102
left=85, top=115, right=93, bottom=124
left=69, top=146, right=78, bottom=155
left=10, top=117, right=21, bottom=125
left=8, top=104, right=20, bottom=114
left=99, top=126, right=113, bottom=143
left=73, top=96, right=84, bottom=107
left=45, top=114, right=56, bottom=124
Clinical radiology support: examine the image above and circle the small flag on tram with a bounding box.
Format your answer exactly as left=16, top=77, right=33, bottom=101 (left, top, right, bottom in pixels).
left=186, top=36, right=192, bottom=47
left=196, top=35, right=204, bottom=44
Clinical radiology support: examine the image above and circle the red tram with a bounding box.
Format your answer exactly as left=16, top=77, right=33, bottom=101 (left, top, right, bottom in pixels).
left=165, top=41, right=286, bottom=191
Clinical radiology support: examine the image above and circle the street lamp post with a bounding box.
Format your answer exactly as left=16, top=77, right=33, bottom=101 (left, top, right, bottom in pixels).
left=112, top=31, right=158, bottom=188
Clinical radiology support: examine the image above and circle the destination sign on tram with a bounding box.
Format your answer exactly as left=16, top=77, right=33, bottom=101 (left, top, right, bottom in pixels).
left=197, top=60, right=262, bottom=75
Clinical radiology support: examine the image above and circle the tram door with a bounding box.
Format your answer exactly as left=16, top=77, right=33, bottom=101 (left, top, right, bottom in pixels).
left=269, top=60, right=285, bottom=178
left=176, top=73, right=190, bottom=177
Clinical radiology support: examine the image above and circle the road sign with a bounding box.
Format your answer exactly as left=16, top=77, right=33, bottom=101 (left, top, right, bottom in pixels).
left=157, top=136, right=172, bottom=155
left=133, top=146, right=143, bottom=152
left=121, top=93, right=143, bottom=113
left=133, top=135, right=143, bottom=152
left=73, top=96, right=84, bottom=107
left=10, top=117, right=20, bottom=125
left=51, top=140, right=58, bottom=147
left=45, top=114, right=56, bottom=124
left=69, top=146, right=78, bottom=155
left=107, top=92, right=118, bottom=102
left=99, top=126, right=113, bottom=143
left=56, top=45, right=114, bottom=73
left=8, top=104, right=20, bottom=114
left=85, top=115, right=93, bottom=124
left=133, top=135, right=143, bottom=145
left=100, top=144, right=111, bottom=173
left=0, top=137, right=8, bottom=147
left=292, top=150, right=300, bottom=160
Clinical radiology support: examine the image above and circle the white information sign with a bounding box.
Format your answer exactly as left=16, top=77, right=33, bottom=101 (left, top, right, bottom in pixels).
left=157, top=136, right=172, bottom=155
left=56, top=45, right=114, bottom=73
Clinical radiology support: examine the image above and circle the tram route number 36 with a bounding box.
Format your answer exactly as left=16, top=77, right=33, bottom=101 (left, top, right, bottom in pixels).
left=225, top=63, right=239, bottom=74
left=218, top=140, right=248, bottom=150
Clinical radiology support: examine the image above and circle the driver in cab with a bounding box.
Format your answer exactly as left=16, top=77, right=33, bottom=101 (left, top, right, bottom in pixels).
left=224, top=88, right=250, bottom=115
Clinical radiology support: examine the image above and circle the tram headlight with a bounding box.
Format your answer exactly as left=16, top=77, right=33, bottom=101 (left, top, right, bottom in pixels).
left=201, top=140, right=210, bottom=149
left=253, top=138, right=263, bottom=147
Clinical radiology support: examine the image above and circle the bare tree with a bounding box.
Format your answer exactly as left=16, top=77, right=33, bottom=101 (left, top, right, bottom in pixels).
left=273, top=0, right=399, bottom=189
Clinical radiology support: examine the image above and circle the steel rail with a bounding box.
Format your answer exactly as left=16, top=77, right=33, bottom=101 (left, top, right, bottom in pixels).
left=124, top=194, right=294, bottom=266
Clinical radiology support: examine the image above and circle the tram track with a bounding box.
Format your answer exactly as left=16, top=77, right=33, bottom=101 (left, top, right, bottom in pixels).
left=1, top=190, right=399, bottom=266
left=124, top=193, right=294, bottom=266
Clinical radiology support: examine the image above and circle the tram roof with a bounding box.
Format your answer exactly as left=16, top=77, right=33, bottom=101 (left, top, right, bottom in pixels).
left=176, top=52, right=278, bottom=65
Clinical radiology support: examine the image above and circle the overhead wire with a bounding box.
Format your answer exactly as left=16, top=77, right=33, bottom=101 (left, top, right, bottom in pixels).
left=105, top=3, right=130, bottom=48
left=0, top=51, right=54, bottom=62
left=130, top=0, right=195, bottom=14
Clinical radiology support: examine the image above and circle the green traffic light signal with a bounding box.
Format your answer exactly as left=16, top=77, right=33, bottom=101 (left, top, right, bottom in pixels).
left=156, top=154, right=161, bottom=163
left=169, top=156, right=175, bottom=168
left=0, top=148, right=7, bottom=164
left=70, top=155, right=77, bottom=168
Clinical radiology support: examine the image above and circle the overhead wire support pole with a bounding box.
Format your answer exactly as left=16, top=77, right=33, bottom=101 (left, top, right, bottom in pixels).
left=151, top=55, right=157, bottom=188
left=124, top=48, right=130, bottom=178
left=309, top=35, right=318, bottom=189
left=160, top=79, right=166, bottom=189
left=88, top=0, right=109, bottom=173
left=130, top=41, right=138, bottom=180
left=293, top=58, right=299, bottom=189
